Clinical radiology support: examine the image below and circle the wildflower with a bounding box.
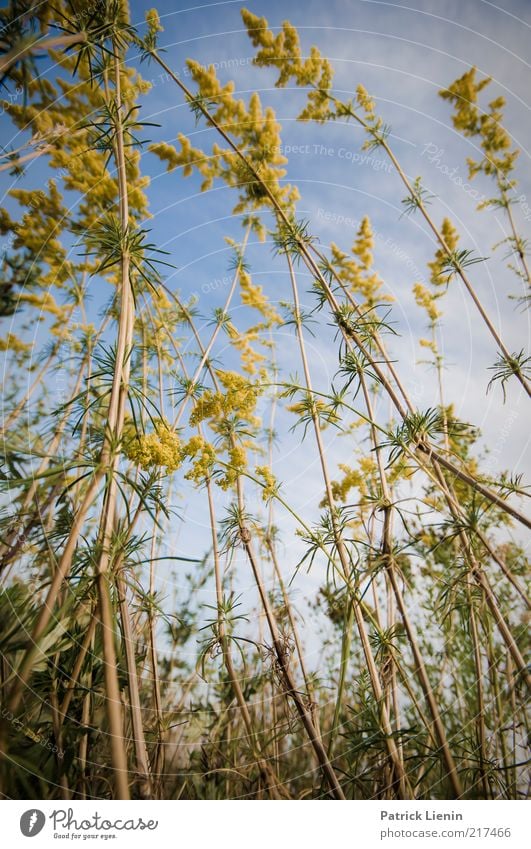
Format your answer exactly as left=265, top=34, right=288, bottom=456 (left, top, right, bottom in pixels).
left=330, top=216, right=391, bottom=307
left=218, top=444, right=247, bottom=490
left=0, top=335, right=31, bottom=353
left=240, top=271, right=281, bottom=323
left=428, top=218, right=459, bottom=285
left=328, top=465, right=363, bottom=503
left=190, top=371, right=261, bottom=426
left=150, top=60, right=299, bottom=213
left=419, top=338, right=438, bottom=354
left=440, top=68, right=518, bottom=182
left=255, top=466, right=278, bottom=501
left=146, top=8, right=163, bottom=35
left=122, top=419, right=183, bottom=472
left=356, top=84, right=376, bottom=116
left=413, top=283, right=441, bottom=322
left=242, top=9, right=334, bottom=122
left=182, top=436, right=217, bottom=485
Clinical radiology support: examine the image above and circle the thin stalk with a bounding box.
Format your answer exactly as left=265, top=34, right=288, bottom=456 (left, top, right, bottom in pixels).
left=147, top=511, right=165, bottom=797
left=115, top=567, right=153, bottom=797
left=360, top=372, right=463, bottom=797
left=205, top=477, right=285, bottom=798
left=90, top=48, right=136, bottom=800
left=235, top=476, right=346, bottom=800
left=429, top=461, right=530, bottom=685
left=284, top=250, right=412, bottom=797
left=466, top=576, right=490, bottom=798
left=499, top=185, right=531, bottom=288
left=172, top=344, right=285, bottom=797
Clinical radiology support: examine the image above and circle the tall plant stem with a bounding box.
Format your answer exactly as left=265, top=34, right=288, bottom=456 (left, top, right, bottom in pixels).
left=90, top=49, right=136, bottom=800
left=466, top=576, right=490, bottom=797
left=169, top=341, right=285, bottom=797
left=115, top=567, right=153, bottom=797
left=147, top=511, right=164, bottom=797
left=205, top=477, right=285, bottom=798
left=263, top=355, right=320, bottom=734
left=499, top=184, right=531, bottom=288
left=235, top=476, right=346, bottom=800
left=283, top=250, right=411, bottom=797
left=429, top=461, right=530, bottom=685
left=264, top=539, right=314, bottom=706
left=360, top=373, right=463, bottom=798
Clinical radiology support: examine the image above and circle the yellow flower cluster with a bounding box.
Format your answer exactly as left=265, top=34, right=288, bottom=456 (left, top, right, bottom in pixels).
left=412, top=283, right=441, bottom=323
left=146, top=8, right=163, bottom=35
left=6, top=47, right=151, bottom=229
left=17, top=291, right=65, bottom=319
left=419, top=338, right=438, bottom=354
left=286, top=397, right=339, bottom=427
left=326, top=452, right=410, bottom=511
left=328, top=464, right=364, bottom=503
left=255, top=465, right=278, bottom=501
left=330, top=216, right=391, bottom=307
left=352, top=216, right=374, bottom=266
left=123, top=421, right=222, bottom=483
left=218, top=444, right=247, bottom=491
left=413, top=217, right=459, bottom=334
left=1, top=25, right=153, bottom=356
left=241, top=10, right=334, bottom=123
left=428, top=218, right=459, bottom=285
left=440, top=68, right=518, bottom=182
left=190, top=371, right=260, bottom=426
left=355, top=85, right=376, bottom=117
left=0, top=335, right=31, bottom=354
left=439, top=68, right=489, bottom=133
left=7, top=180, right=72, bottom=288
left=231, top=329, right=268, bottom=376
left=123, top=419, right=183, bottom=472
left=240, top=271, right=281, bottom=323
left=182, top=435, right=217, bottom=485
left=150, top=64, right=299, bottom=214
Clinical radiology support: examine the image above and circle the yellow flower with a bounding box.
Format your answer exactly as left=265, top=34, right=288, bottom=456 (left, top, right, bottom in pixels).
left=0, top=335, right=31, bottom=353
left=413, top=283, right=441, bottom=322
left=356, top=84, right=375, bottom=116
left=146, top=8, right=163, bottom=34
left=190, top=371, right=261, bottom=426
left=123, top=419, right=183, bottom=472
left=440, top=68, right=518, bottom=181
left=182, top=436, right=217, bottom=485
left=240, top=271, right=281, bottom=323
left=428, top=218, right=459, bottom=285
left=241, top=9, right=334, bottom=123
left=255, top=465, right=278, bottom=501
left=329, top=216, right=392, bottom=307
left=218, top=444, right=247, bottom=490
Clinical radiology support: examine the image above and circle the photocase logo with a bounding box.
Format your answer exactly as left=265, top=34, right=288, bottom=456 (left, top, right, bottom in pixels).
left=20, top=810, right=46, bottom=837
